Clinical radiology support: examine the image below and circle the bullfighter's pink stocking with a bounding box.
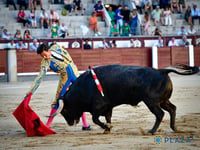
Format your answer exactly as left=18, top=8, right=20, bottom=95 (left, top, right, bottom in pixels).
left=46, top=108, right=57, bottom=128
left=81, top=112, right=89, bottom=127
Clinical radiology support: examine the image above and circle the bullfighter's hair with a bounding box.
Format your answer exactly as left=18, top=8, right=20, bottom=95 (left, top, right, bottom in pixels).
left=37, top=43, right=48, bottom=54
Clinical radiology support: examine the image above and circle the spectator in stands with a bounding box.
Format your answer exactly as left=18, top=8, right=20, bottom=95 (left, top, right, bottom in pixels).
left=152, top=0, right=160, bottom=10
left=14, top=29, right=23, bottom=40
left=177, top=26, right=188, bottom=36
left=151, top=6, right=164, bottom=26
left=110, top=24, right=120, bottom=37
left=142, top=11, right=151, bottom=35
left=179, top=35, right=189, bottom=47
left=1, top=29, right=11, bottom=40
left=99, top=38, right=110, bottom=49
left=107, top=6, right=116, bottom=26
left=17, top=8, right=28, bottom=27
left=184, top=6, right=192, bottom=25
left=30, top=39, right=38, bottom=51
left=93, top=0, right=105, bottom=21
left=121, top=22, right=131, bottom=36
left=28, top=0, right=34, bottom=10
left=187, top=25, right=197, bottom=35
left=168, top=37, right=179, bottom=47
left=50, top=9, right=60, bottom=27
left=23, top=29, right=32, bottom=39
left=33, top=0, right=43, bottom=10
left=83, top=39, right=92, bottom=50
left=110, top=40, right=117, bottom=48
left=115, top=5, right=124, bottom=34
left=39, top=9, right=49, bottom=29
left=128, top=38, right=136, bottom=47
left=191, top=4, right=200, bottom=25
left=6, top=0, right=17, bottom=10
left=178, top=0, right=184, bottom=13
left=130, top=9, right=141, bottom=35
left=15, top=39, right=27, bottom=50
left=28, top=9, right=37, bottom=28
left=159, top=0, right=170, bottom=9
left=6, top=39, right=16, bottom=49
left=122, top=5, right=130, bottom=23
left=59, top=23, right=69, bottom=38
left=18, top=0, right=28, bottom=10
left=50, top=22, right=59, bottom=38
left=152, top=26, right=162, bottom=36
left=73, top=0, right=84, bottom=16
left=163, top=6, right=172, bottom=26
left=89, top=12, right=101, bottom=37
left=153, top=36, right=164, bottom=47
left=132, top=0, right=144, bottom=14
left=170, top=0, right=180, bottom=13
left=144, top=0, right=153, bottom=13
left=64, top=0, right=73, bottom=16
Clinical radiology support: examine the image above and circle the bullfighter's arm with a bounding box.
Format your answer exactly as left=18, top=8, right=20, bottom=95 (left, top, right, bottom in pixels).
left=28, top=59, right=49, bottom=94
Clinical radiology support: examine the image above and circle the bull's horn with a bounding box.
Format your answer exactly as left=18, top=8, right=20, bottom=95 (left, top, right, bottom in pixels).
left=47, top=99, right=64, bottom=117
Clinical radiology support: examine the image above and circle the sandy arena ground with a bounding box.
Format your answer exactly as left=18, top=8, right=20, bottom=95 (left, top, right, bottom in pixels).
left=0, top=73, right=200, bottom=150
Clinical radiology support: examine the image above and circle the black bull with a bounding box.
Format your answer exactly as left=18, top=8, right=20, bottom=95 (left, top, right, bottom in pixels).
left=60, top=64, right=199, bottom=134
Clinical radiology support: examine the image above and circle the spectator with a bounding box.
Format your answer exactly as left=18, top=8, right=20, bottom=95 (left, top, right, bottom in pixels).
left=18, top=0, right=28, bottom=10
left=50, top=9, right=60, bottom=27
left=153, top=36, right=164, bottom=47
left=83, top=39, right=92, bottom=50
left=160, top=0, right=170, bottom=9
left=170, top=0, right=180, bottom=13
left=1, top=29, right=11, bottom=40
left=132, top=0, right=144, bottom=14
left=152, top=0, right=160, bottom=10
left=191, top=4, right=200, bottom=25
left=28, top=0, right=34, bottom=10
left=50, top=22, right=59, bottom=38
left=142, top=11, right=151, bottom=35
left=99, top=38, right=110, bottom=49
left=121, top=22, right=131, bottom=36
left=130, top=9, right=141, bottom=35
left=17, top=8, right=28, bottom=27
left=178, top=0, right=184, bottom=13
left=122, top=5, right=130, bottom=23
left=152, top=27, right=163, bottom=36
left=23, top=29, right=32, bottom=39
left=177, top=26, right=188, bottom=36
left=39, top=9, right=49, bottom=29
left=28, top=9, right=37, bottom=28
left=179, top=35, right=189, bottom=47
left=33, top=0, right=43, bottom=10
left=64, top=0, right=73, bottom=16
left=7, top=39, right=16, bottom=49
left=163, top=6, right=172, bottom=26
left=115, top=5, right=124, bottom=34
left=128, top=38, right=136, bottom=47
left=110, top=24, right=120, bottom=37
left=144, top=0, right=153, bottom=12
left=184, top=6, right=192, bottom=25
left=15, top=40, right=27, bottom=50
left=151, top=6, right=164, bottom=26
left=110, top=40, right=117, bottom=48
left=93, top=0, right=105, bottom=21
left=188, top=25, right=197, bottom=35
left=73, top=0, right=84, bottom=16
left=107, top=6, right=116, bottom=26
left=89, top=12, right=101, bottom=37
left=6, top=0, right=17, bottom=10
left=14, top=29, right=23, bottom=40
left=59, top=23, right=69, bottom=38
left=30, top=39, right=38, bottom=51
left=168, top=37, right=179, bottom=47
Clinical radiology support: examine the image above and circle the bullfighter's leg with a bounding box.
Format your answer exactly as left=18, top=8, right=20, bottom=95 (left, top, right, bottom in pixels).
left=160, top=100, right=177, bottom=131
left=144, top=100, right=164, bottom=134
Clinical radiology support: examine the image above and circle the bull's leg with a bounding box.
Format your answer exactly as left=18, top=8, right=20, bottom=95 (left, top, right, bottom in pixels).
left=92, top=115, right=110, bottom=131
left=104, top=110, right=113, bottom=134
left=160, top=100, right=177, bottom=131
left=144, top=101, right=164, bottom=134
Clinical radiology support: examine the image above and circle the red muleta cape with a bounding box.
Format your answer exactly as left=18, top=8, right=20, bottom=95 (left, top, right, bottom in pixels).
left=13, top=93, right=55, bottom=136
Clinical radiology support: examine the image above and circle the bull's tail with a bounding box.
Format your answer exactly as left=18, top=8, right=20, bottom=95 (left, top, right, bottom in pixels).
left=158, top=64, right=199, bottom=75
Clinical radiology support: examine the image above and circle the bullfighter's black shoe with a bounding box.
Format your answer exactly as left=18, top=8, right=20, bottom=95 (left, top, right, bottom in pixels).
left=82, top=125, right=91, bottom=131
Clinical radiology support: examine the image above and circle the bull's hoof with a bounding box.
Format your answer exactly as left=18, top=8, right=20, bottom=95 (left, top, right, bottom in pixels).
left=103, top=129, right=111, bottom=134
left=148, top=129, right=155, bottom=135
